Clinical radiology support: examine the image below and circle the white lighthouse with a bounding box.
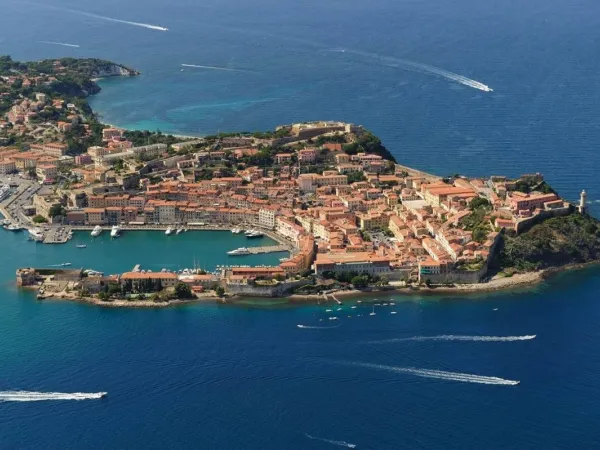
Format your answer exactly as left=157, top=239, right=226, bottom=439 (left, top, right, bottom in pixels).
left=578, top=190, right=587, bottom=214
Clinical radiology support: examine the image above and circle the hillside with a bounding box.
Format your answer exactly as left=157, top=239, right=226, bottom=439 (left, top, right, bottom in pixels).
left=499, top=214, right=600, bottom=272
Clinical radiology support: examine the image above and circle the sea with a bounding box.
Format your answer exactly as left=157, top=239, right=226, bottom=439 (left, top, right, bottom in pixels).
left=2, top=0, right=600, bottom=448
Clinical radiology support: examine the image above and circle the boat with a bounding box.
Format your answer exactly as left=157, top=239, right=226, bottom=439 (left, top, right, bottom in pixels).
left=110, top=225, right=121, bottom=238
left=369, top=306, right=376, bottom=316
left=28, top=228, right=44, bottom=242
left=91, top=225, right=102, bottom=237
left=61, top=262, right=71, bottom=267
left=76, top=244, right=87, bottom=249
left=176, top=228, right=183, bottom=234
left=165, top=227, right=173, bottom=236
left=7, top=224, right=23, bottom=232
left=391, top=311, right=397, bottom=315
left=231, top=228, right=242, bottom=234
left=227, top=247, right=251, bottom=255
left=245, top=229, right=264, bottom=238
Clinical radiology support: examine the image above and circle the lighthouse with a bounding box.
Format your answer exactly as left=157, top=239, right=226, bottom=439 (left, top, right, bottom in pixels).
left=578, top=190, right=587, bottom=214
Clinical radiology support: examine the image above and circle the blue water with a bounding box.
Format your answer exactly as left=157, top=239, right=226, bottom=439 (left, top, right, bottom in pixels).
left=2, top=0, right=600, bottom=447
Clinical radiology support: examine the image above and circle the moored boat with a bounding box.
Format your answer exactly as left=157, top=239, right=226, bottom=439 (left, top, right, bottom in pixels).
left=91, top=225, right=102, bottom=237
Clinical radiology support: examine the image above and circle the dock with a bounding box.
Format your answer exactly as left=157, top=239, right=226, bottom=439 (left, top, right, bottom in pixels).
left=246, top=245, right=290, bottom=255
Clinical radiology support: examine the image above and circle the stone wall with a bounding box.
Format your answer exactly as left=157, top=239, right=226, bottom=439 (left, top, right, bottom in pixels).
left=515, top=206, right=573, bottom=234
left=227, top=279, right=311, bottom=297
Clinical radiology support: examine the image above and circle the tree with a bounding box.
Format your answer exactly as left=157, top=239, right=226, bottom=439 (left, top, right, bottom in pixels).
left=49, top=204, right=65, bottom=218
left=351, top=275, right=368, bottom=288
left=174, top=282, right=192, bottom=299
left=107, top=283, right=122, bottom=297
left=215, top=286, right=225, bottom=297
left=32, top=215, right=47, bottom=223
left=98, top=291, right=110, bottom=301
left=469, top=197, right=490, bottom=210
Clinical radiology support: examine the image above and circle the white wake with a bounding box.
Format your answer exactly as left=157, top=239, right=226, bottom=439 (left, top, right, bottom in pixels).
left=40, top=41, right=80, bottom=48
left=63, top=8, right=168, bottom=31
left=305, top=433, right=357, bottom=448
left=332, top=361, right=519, bottom=385
left=297, top=324, right=341, bottom=329
left=325, top=48, right=493, bottom=92
left=0, top=391, right=107, bottom=402
left=368, top=334, right=536, bottom=344
left=181, top=64, right=252, bottom=73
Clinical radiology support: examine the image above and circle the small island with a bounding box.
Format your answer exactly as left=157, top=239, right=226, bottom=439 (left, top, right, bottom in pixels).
left=2, top=56, right=600, bottom=307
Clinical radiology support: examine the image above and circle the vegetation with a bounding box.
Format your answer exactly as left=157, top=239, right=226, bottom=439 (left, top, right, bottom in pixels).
left=48, top=204, right=65, bottom=218
left=342, top=131, right=397, bottom=163
left=174, top=282, right=193, bottom=299
left=461, top=203, right=492, bottom=243
left=215, top=286, right=225, bottom=297
left=347, top=172, right=367, bottom=184
left=32, top=215, right=47, bottom=223
left=499, top=214, right=600, bottom=271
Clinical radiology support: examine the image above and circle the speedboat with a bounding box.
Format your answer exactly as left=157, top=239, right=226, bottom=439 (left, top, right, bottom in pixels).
left=91, top=225, right=102, bottom=237
left=110, top=225, right=121, bottom=238
left=61, top=262, right=72, bottom=267
left=165, top=227, right=173, bottom=236
left=227, top=247, right=251, bottom=255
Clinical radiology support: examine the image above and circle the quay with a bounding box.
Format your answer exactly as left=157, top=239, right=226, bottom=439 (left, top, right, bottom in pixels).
left=245, top=245, right=289, bottom=255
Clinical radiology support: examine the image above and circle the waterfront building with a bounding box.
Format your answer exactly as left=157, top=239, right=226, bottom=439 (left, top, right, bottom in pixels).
left=313, top=252, right=391, bottom=276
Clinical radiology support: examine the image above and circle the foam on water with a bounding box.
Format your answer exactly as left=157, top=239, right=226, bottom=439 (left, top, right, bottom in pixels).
left=0, top=391, right=107, bottom=402
left=367, top=335, right=537, bottom=344
left=305, top=433, right=357, bottom=448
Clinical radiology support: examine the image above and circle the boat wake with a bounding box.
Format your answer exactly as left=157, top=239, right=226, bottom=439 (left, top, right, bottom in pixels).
left=60, top=7, right=168, bottom=31
left=0, top=391, right=107, bottom=402
left=297, top=324, right=341, bottom=329
left=328, top=361, right=519, bottom=385
left=305, top=433, right=357, bottom=448
left=40, top=41, right=80, bottom=48
left=367, top=334, right=536, bottom=344
left=324, top=48, right=493, bottom=92
left=181, top=64, right=254, bottom=73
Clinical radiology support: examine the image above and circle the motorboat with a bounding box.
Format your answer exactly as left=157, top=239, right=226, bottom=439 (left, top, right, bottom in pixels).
left=231, top=228, right=242, bottom=234
left=91, top=225, right=102, bottom=237
left=176, top=228, right=183, bottom=234
left=28, top=228, right=44, bottom=242
left=227, top=247, right=251, bottom=255
left=165, top=227, right=174, bottom=236
left=245, top=229, right=264, bottom=238
left=110, top=225, right=121, bottom=238
left=76, top=244, right=87, bottom=249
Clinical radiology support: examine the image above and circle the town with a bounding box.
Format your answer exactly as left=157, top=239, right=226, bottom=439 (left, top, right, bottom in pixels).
left=0, top=57, right=592, bottom=302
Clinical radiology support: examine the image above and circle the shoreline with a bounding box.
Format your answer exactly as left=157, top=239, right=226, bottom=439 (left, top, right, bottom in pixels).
left=34, top=261, right=600, bottom=309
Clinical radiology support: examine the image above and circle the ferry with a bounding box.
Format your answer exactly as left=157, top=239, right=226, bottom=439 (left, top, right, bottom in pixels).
left=227, top=247, right=251, bottom=256
left=165, top=227, right=174, bottom=236
left=110, top=225, right=121, bottom=238
left=28, top=228, right=45, bottom=242
left=91, top=225, right=102, bottom=237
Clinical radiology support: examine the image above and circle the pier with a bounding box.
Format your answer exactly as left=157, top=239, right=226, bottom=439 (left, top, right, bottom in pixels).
left=246, top=245, right=290, bottom=255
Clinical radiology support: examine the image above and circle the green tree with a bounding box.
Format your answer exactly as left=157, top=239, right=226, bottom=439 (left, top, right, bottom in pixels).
left=49, top=204, right=65, bottom=218
left=470, top=197, right=490, bottom=210
left=351, top=275, right=368, bottom=288
left=215, top=286, right=225, bottom=297
left=32, top=215, right=47, bottom=223
left=98, top=291, right=110, bottom=301
left=174, top=282, right=193, bottom=299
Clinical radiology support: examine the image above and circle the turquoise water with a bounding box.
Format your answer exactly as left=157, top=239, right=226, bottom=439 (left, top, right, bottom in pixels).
left=3, top=0, right=600, bottom=447
left=13, top=230, right=285, bottom=274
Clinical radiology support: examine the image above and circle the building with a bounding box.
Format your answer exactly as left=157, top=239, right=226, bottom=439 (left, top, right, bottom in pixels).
left=0, top=159, right=16, bottom=175
left=120, top=272, right=178, bottom=290
left=313, top=252, right=391, bottom=276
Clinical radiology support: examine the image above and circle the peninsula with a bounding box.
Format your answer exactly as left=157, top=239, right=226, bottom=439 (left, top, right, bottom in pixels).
left=2, top=56, right=600, bottom=306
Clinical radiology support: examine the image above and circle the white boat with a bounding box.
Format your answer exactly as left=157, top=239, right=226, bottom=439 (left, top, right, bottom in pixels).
left=165, top=227, right=174, bottom=236
left=176, top=228, right=183, bottom=234
left=391, top=311, right=397, bottom=315
left=28, top=228, right=44, bottom=242
left=245, top=229, right=264, bottom=238
left=231, top=228, right=242, bottom=234
left=7, top=224, right=23, bottom=232
left=91, top=225, right=102, bottom=237
left=61, top=262, right=72, bottom=267
left=76, top=244, right=87, bottom=249
left=227, top=247, right=251, bottom=255
left=369, top=306, right=376, bottom=316
left=110, top=225, right=121, bottom=238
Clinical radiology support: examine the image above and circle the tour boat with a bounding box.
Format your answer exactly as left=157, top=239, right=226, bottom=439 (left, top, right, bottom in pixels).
left=227, top=247, right=251, bottom=255
left=91, top=225, right=102, bottom=237
left=165, top=227, right=174, bottom=236
left=110, top=225, right=121, bottom=238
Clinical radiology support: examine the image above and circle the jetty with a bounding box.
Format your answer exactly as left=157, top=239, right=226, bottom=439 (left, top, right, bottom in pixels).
left=246, top=245, right=290, bottom=255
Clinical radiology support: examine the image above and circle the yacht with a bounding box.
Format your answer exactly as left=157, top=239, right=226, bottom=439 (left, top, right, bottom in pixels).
left=28, top=228, right=45, bottom=242
left=245, top=229, right=264, bottom=238
left=176, top=228, right=183, bottom=235
left=227, top=247, right=251, bottom=256
left=91, top=225, right=102, bottom=237
left=165, top=227, right=174, bottom=236
left=0, top=184, right=11, bottom=201
left=7, top=224, right=23, bottom=232
left=231, top=228, right=242, bottom=234
left=110, top=225, right=121, bottom=238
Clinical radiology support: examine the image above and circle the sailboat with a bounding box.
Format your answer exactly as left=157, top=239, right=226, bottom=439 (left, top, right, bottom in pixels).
left=369, top=306, right=376, bottom=316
